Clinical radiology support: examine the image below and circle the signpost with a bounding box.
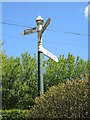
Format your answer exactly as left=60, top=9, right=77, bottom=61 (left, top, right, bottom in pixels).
left=21, top=16, right=58, bottom=96
left=42, top=47, right=58, bottom=62
left=21, top=27, right=38, bottom=35
left=40, top=18, right=51, bottom=39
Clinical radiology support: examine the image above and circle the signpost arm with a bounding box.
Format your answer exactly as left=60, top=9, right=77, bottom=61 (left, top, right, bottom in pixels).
left=36, top=16, right=44, bottom=96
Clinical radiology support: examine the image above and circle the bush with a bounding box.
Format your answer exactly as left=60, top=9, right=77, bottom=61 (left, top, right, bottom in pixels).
left=28, top=76, right=89, bottom=119
left=1, top=109, right=28, bottom=120
left=2, top=52, right=38, bottom=109
left=2, top=52, right=89, bottom=109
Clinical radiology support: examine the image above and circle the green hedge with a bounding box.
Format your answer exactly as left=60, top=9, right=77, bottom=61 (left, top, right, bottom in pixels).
left=1, top=109, right=28, bottom=120
left=28, top=76, right=89, bottom=119
left=2, top=52, right=89, bottom=110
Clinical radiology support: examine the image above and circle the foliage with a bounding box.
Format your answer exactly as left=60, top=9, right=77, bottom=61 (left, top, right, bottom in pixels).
left=44, top=53, right=88, bottom=91
left=2, top=52, right=89, bottom=109
left=1, top=109, right=28, bottom=120
left=28, top=76, right=89, bottom=119
left=2, top=52, right=38, bottom=109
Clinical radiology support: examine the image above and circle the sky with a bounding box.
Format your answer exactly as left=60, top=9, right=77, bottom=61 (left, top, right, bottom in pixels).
left=1, top=2, right=88, bottom=60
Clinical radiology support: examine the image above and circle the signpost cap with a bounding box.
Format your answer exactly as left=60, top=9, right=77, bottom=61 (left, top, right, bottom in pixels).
left=36, top=16, right=43, bottom=25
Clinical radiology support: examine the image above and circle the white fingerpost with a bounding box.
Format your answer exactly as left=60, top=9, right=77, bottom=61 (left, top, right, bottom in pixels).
left=36, top=16, right=44, bottom=96
left=21, top=16, right=58, bottom=97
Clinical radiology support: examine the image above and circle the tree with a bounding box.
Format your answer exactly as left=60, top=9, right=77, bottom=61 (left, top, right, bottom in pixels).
left=2, top=51, right=89, bottom=109
left=44, top=53, right=88, bottom=91
left=2, top=52, right=38, bottom=109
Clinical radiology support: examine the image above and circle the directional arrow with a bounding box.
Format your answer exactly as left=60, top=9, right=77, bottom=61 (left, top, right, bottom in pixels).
left=21, top=27, right=38, bottom=35
left=42, top=18, right=51, bottom=33
left=40, top=18, right=51, bottom=39
left=42, top=47, right=58, bottom=62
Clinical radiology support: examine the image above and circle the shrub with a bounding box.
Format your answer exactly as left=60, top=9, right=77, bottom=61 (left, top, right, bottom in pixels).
left=1, top=109, right=28, bottom=120
left=28, top=76, right=89, bottom=119
left=2, top=52, right=89, bottom=109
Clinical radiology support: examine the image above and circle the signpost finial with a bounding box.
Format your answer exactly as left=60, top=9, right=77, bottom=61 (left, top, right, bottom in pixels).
left=36, top=16, right=43, bottom=25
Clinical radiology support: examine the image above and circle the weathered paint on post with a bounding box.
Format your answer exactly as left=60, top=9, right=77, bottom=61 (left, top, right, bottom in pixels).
left=36, top=16, right=44, bottom=96
left=21, top=16, right=58, bottom=97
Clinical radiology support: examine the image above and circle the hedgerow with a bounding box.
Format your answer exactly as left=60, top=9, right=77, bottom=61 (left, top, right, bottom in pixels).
left=1, top=109, right=28, bottom=120
left=2, top=52, right=89, bottom=109
left=28, top=76, right=89, bottom=119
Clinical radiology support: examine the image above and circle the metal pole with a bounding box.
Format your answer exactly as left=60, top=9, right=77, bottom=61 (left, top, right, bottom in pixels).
left=38, top=51, right=43, bottom=96
left=36, top=16, right=44, bottom=96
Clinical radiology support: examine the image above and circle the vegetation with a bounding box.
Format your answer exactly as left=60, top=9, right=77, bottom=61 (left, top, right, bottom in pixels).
left=28, top=76, right=89, bottom=119
left=2, top=52, right=89, bottom=110
left=1, top=39, right=89, bottom=118
left=44, top=54, right=89, bottom=91
left=1, top=109, right=28, bottom=120
left=2, top=52, right=38, bottom=109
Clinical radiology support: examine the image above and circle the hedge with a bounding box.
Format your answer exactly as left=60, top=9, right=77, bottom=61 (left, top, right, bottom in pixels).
left=1, top=109, right=28, bottom=120
left=2, top=52, right=89, bottom=110
left=28, top=76, right=89, bottom=119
